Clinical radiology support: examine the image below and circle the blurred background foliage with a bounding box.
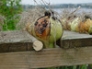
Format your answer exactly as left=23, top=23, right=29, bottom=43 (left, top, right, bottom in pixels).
left=0, top=0, right=22, bottom=31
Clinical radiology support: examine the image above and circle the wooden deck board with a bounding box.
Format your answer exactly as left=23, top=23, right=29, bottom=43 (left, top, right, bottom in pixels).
left=61, top=31, right=92, bottom=48
left=0, top=30, right=37, bottom=52
left=0, top=30, right=92, bottom=52
left=0, top=47, right=92, bottom=68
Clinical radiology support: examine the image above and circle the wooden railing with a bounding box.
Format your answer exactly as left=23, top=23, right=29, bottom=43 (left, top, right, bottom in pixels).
left=0, top=30, right=92, bottom=69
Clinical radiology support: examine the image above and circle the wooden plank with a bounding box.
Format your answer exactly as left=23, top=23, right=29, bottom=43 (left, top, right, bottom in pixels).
left=0, top=47, right=92, bottom=68
left=61, top=31, right=92, bottom=48
left=0, top=30, right=32, bottom=43
left=0, top=30, right=39, bottom=52
left=1, top=30, right=92, bottom=52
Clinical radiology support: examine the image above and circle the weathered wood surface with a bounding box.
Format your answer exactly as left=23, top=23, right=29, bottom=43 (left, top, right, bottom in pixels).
left=0, top=30, right=92, bottom=68
left=61, top=31, right=92, bottom=48
left=0, top=30, right=92, bottom=52
left=0, top=30, right=39, bottom=52
left=0, top=47, right=92, bottom=68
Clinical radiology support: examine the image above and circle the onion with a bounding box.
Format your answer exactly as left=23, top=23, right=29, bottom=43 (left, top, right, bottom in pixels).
left=70, top=18, right=80, bottom=32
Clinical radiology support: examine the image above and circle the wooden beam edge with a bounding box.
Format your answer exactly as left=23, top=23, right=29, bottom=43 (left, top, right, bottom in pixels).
left=0, top=47, right=92, bottom=68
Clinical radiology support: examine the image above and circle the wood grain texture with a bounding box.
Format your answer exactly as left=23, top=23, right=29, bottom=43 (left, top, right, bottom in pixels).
left=0, top=47, right=92, bottom=68
left=0, top=30, right=92, bottom=68
left=61, top=31, right=92, bottom=48
left=0, top=30, right=39, bottom=52
left=0, top=30, right=92, bottom=52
